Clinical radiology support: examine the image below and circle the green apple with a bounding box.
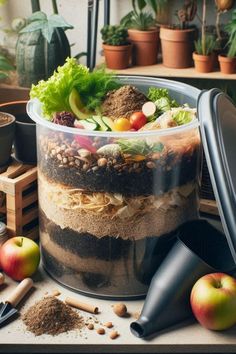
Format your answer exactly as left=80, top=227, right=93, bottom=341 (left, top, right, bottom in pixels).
left=190, top=273, right=236, bottom=330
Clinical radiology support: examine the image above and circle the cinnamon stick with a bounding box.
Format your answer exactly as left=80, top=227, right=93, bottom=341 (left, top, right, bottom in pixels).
left=65, top=297, right=99, bottom=314
left=0, top=272, right=5, bottom=286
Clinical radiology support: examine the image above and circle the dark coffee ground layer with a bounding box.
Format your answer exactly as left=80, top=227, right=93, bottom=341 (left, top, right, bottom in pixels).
left=41, top=220, right=176, bottom=298
left=40, top=210, right=176, bottom=262
left=38, top=152, right=199, bottom=196
left=41, top=248, right=149, bottom=298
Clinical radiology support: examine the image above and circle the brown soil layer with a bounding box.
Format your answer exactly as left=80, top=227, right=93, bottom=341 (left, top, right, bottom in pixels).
left=101, top=85, right=148, bottom=118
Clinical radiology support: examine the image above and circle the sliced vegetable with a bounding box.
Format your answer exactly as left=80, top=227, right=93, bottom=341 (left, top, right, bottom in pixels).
left=92, top=116, right=109, bottom=131
left=142, top=102, right=156, bottom=117
left=114, top=118, right=131, bottom=131
left=102, top=116, right=115, bottom=131
left=130, top=112, right=147, bottom=130
left=79, top=120, right=97, bottom=131
left=75, top=135, right=97, bottom=153
left=69, top=89, right=92, bottom=120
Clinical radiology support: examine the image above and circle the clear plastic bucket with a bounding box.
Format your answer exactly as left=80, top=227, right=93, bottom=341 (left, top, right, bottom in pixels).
left=27, top=76, right=201, bottom=299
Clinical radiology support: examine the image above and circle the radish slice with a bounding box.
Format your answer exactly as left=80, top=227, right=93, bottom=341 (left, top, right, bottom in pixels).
left=142, top=101, right=156, bottom=117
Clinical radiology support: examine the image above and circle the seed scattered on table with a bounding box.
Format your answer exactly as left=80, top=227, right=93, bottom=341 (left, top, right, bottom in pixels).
left=97, top=327, right=105, bottom=335
left=113, top=303, right=127, bottom=317
left=104, top=321, right=113, bottom=328
left=110, top=330, right=119, bottom=340
left=87, top=323, right=94, bottom=330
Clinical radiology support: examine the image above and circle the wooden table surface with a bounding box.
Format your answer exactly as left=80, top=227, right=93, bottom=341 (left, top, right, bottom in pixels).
left=1, top=264, right=236, bottom=354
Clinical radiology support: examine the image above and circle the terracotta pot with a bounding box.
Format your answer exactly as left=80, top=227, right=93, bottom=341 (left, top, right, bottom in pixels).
left=0, top=101, right=37, bottom=164
left=128, top=28, right=159, bottom=66
left=102, top=43, right=131, bottom=70
left=218, top=54, right=236, bottom=74
left=0, top=112, right=15, bottom=167
left=193, top=52, right=214, bottom=73
left=160, top=27, right=196, bottom=68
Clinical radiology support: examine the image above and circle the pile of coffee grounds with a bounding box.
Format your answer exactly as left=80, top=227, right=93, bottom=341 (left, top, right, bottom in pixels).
left=101, top=85, right=148, bottom=118
left=22, top=296, right=84, bottom=336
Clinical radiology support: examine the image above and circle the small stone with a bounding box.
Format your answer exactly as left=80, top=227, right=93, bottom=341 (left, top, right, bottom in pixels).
left=87, top=323, right=94, bottom=330
left=62, top=157, right=68, bottom=164
left=97, top=158, right=107, bottom=167
left=82, top=164, right=89, bottom=171
left=51, top=149, right=56, bottom=156
left=78, top=149, right=91, bottom=158
left=75, top=159, right=80, bottom=166
left=97, top=144, right=121, bottom=157
left=113, top=303, right=127, bottom=317
left=146, top=161, right=155, bottom=169
left=97, top=327, right=105, bottom=335
left=110, top=330, right=119, bottom=340
left=104, top=322, right=113, bottom=328
left=57, top=153, right=62, bottom=161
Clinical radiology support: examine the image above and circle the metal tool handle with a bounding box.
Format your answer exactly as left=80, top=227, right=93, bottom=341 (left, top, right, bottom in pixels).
left=6, top=278, right=33, bottom=307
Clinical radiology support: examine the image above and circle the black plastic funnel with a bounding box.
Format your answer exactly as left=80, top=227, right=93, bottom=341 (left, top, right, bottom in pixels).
left=130, top=220, right=236, bottom=338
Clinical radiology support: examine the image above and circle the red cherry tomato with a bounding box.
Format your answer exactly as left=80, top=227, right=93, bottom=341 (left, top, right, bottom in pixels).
left=130, top=112, right=147, bottom=130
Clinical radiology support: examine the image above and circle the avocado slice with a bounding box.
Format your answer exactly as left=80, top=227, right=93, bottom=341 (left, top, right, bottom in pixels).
left=69, top=88, right=91, bottom=120
left=102, top=116, right=115, bottom=131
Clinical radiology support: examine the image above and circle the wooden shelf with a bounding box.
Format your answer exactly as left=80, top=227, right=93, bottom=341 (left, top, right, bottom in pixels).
left=105, top=62, right=236, bottom=80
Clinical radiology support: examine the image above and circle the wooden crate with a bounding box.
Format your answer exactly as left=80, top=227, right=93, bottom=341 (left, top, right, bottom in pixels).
left=0, top=159, right=38, bottom=240
left=200, top=199, right=219, bottom=216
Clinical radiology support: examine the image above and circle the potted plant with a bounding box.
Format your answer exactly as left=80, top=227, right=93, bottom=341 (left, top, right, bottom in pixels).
left=101, top=25, right=131, bottom=70
left=218, top=9, right=236, bottom=74
left=0, top=101, right=36, bottom=164
left=16, top=10, right=73, bottom=87
left=160, top=0, right=197, bottom=68
left=121, top=1, right=158, bottom=66
left=212, top=0, right=234, bottom=68
left=193, top=0, right=216, bottom=73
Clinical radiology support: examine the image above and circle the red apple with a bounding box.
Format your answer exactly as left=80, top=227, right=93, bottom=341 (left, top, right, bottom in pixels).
left=190, top=273, right=236, bottom=330
left=0, top=237, right=40, bottom=281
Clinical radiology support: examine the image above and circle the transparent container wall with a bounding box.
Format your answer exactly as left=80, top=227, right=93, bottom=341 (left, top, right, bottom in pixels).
left=30, top=76, right=202, bottom=299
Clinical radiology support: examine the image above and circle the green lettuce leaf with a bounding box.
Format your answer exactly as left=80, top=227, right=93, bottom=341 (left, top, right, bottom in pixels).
left=172, top=110, right=193, bottom=125
left=30, top=58, right=120, bottom=119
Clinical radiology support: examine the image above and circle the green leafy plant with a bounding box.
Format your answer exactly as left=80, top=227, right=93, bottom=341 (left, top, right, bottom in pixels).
left=0, top=55, right=14, bottom=80
left=120, top=0, right=156, bottom=31
left=194, top=34, right=216, bottom=55
left=30, top=58, right=120, bottom=117
left=19, top=11, right=73, bottom=43
left=225, top=9, right=236, bottom=58
left=194, top=0, right=216, bottom=56
left=101, top=25, right=129, bottom=46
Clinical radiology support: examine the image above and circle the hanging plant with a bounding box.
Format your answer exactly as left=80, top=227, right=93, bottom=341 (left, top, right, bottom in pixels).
left=16, top=11, right=73, bottom=87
